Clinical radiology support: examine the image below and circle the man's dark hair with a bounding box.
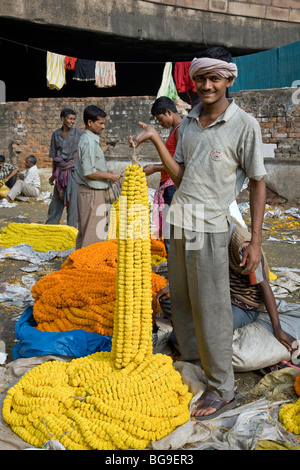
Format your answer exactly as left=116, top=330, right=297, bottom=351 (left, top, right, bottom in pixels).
left=0, top=155, right=5, bottom=163
left=60, top=108, right=76, bottom=119
left=26, top=155, right=37, bottom=165
left=198, top=47, right=233, bottom=63
left=151, top=96, right=178, bottom=117
left=83, top=105, right=107, bottom=125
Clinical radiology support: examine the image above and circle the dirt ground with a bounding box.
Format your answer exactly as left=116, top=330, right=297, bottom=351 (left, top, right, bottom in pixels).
left=0, top=188, right=299, bottom=398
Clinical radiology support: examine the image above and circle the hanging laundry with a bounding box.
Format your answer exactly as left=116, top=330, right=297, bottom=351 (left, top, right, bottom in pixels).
left=46, top=52, right=66, bottom=90
left=73, top=59, right=96, bottom=81
left=95, top=62, right=116, bottom=88
left=174, top=62, right=198, bottom=106
left=174, top=62, right=196, bottom=94
left=64, top=56, right=77, bottom=71
left=156, top=62, right=178, bottom=101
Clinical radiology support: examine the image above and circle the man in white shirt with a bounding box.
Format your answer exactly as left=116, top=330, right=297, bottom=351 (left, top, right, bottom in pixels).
left=5, top=155, right=40, bottom=202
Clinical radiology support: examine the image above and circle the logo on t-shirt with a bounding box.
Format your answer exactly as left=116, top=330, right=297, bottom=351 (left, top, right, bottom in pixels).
left=211, top=150, right=224, bottom=161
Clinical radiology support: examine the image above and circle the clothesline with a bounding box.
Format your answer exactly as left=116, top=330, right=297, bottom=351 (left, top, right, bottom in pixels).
left=0, top=36, right=170, bottom=63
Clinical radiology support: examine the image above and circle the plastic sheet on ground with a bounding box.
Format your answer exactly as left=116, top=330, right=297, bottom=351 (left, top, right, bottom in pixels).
left=270, top=271, right=300, bottom=297
left=0, top=243, right=73, bottom=265
left=0, top=276, right=35, bottom=309
left=13, top=306, right=112, bottom=360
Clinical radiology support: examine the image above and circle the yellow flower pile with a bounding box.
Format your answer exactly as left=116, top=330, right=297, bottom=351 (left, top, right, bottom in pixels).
left=279, top=398, right=300, bottom=435
left=2, top=164, right=192, bottom=450
left=0, top=223, right=78, bottom=252
left=279, top=374, right=300, bottom=435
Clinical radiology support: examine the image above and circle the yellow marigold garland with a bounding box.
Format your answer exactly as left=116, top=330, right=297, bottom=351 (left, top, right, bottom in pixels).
left=0, top=223, right=78, bottom=252
left=278, top=375, right=300, bottom=435
left=279, top=398, right=300, bottom=435
left=2, top=163, right=192, bottom=450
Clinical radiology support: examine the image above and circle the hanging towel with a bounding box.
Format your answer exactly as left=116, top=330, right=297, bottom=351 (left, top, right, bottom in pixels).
left=64, top=56, right=77, bottom=71
left=46, top=52, right=66, bottom=90
left=156, top=62, right=178, bottom=100
left=174, top=62, right=196, bottom=93
left=95, top=62, right=116, bottom=88
left=73, top=59, right=96, bottom=81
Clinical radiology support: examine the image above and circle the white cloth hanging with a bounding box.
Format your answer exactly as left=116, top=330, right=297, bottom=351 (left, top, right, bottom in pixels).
left=46, top=52, right=66, bottom=90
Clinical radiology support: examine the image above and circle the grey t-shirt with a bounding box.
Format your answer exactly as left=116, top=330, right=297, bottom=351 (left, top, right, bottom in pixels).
left=75, top=129, right=108, bottom=190
left=167, top=100, right=266, bottom=232
left=49, top=127, right=83, bottom=162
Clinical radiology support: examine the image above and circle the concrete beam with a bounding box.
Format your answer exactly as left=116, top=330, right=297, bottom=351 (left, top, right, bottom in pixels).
left=0, top=0, right=299, bottom=59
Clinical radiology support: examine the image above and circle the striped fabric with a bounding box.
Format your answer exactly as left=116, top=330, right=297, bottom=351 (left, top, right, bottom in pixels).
left=229, top=225, right=269, bottom=312
left=47, top=52, right=66, bottom=90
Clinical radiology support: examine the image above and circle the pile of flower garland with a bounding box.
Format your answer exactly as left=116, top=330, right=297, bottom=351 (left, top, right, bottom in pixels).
left=0, top=223, right=78, bottom=252
left=32, top=239, right=167, bottom=335
left=2, top=164, right=192, bottom=450
left=279, top=374, right=300, bottom=435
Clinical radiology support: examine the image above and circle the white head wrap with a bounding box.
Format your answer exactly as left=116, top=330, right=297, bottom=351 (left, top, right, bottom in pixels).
left=189, top=57, right=238, bottom=83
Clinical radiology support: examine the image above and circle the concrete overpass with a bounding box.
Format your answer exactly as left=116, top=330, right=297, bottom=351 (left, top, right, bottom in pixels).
left=0, top=0, right=300, bottom=101
left=0, top=0, right=300, bottom=61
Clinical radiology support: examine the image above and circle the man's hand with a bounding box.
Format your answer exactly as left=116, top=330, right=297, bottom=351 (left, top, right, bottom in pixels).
left=156, top=285, right=170, bottom=304
left=129, top=122, right=159, bottom=148
left=240, top=241, right=262, bottom=275
left=143, top=164, right=156, bottom=176
left=273, top=326, right=299, bottom=354
left=107, top=170, right=122, bottom=182
left=49, top=174, right=55, bottom=185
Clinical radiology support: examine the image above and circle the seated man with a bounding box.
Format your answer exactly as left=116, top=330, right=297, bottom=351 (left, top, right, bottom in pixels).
left=0, top=155, right=18, bottom=188
left=4, top=155, right=40, bottom=202
left=157, top=220, right=297, bottom=357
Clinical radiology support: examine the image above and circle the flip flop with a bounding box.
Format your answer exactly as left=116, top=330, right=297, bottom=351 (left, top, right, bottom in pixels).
left=192, top=390, right=237, bottom=421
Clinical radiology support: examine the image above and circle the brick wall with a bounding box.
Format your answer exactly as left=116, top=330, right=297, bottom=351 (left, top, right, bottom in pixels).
left=0, top=89, right=299, bottom=169
left=144, top=0, right=300, bottom=22
left=232, top=88, right=300, bottom=161
left=0, top=96, right=160, bottom=169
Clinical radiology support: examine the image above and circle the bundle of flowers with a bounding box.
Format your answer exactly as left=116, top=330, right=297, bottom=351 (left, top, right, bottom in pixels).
left=279, top=374, right=300, bottom=435
left=31, top=254, right=167, bottom=335
left=3, top=163, right=192, bottom=450
left=0, top=223, right=78, bottom=252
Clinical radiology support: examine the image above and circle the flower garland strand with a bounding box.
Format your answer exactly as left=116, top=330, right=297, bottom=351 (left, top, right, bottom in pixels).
left=0, top=223, right=78, bottom=252
left=279, top=374, right=300, bottom=435
left=2, top=164, right=192, bottom=450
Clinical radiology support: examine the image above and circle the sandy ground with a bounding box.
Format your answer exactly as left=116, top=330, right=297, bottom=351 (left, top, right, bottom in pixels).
left=0, top=188, right=299, bottom=397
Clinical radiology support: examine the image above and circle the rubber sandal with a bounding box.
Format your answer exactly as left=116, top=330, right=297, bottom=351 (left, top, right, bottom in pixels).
left=192, top=390, right=237, bottom=421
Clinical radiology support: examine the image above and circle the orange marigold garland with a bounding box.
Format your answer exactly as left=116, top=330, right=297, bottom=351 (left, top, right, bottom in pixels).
left=295, top=375, right=300, bottom=397
left=32, top=241, right=167, bottom=335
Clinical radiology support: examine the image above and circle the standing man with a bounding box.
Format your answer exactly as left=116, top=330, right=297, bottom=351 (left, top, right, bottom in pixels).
left=143, top=96, right=181, bottom=252
left=75, top=105, right=122, bottom=249
left=129, top=47, right=267, bottom=420
left=45, top=108, right=83, bottom=228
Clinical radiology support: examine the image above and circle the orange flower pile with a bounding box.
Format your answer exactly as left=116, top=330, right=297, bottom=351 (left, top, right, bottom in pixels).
left=295, top=375, right=300, bottom=397
left=150, top=238, right=167, bottom=259
left=32, top=240, right=167, bottom=335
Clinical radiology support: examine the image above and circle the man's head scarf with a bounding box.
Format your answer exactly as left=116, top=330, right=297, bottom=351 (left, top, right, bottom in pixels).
left=189, top=57, right=238, bottom=83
